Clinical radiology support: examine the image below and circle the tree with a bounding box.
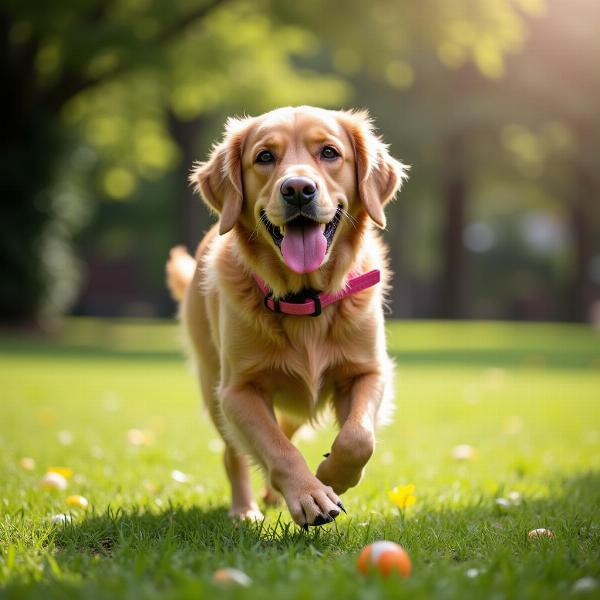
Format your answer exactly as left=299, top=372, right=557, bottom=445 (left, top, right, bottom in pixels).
left=1, top=0, right=347, bottom=323
left=501, top=0, right=600, bottom=320
left=344, top=0, right=600, bottom=321
left=271, top=0, right=546, bottom=317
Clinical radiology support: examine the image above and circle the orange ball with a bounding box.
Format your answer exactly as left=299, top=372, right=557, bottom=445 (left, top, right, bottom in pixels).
left=357, top=541, right=412, bottom=578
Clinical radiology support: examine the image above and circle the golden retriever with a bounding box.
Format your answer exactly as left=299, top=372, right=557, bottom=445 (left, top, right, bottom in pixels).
left=166, top=106, right=407, bottom=528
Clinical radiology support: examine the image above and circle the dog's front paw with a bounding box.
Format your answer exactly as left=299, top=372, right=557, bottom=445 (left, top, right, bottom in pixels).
left=278, top=475, right=345, bottom=529
left=316, top=426, right=374, bottom=494
left=316, top=453, right=365, bottom=495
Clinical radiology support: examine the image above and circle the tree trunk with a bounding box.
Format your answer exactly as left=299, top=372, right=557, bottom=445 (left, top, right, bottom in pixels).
left=0, top=1, right=228, bottom=323
left=568, top=156, right=596, bottom=322
left=167, top=112, right=214, bottom=252
left=437, top=134, right=468, bottom=319
left=0, top=103, right=65, bottom=323
left=0, top=12, right=66, bottom=324
left=567, top=122, right=600, bottom=323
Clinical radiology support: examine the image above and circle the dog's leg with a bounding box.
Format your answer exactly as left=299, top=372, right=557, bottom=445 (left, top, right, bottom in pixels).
left=206, top=387, right=262, bottom=520
left=196, top=365, right=262, bottom=521
left=222, top=384, right=343, bottom=527
left=315, top=373, right=382, bottom=494
left=262, top=415, right=301, bottom=506
left=184, top=289, right=262, bottom=520
left=224, top=445, right=263, bottom=520
left=204, top=384, right=262, bottom=520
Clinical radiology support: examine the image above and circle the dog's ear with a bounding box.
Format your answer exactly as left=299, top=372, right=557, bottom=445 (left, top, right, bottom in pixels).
left=190, top=117, right=251, bottom=235
left=341, top=110, right=409, bottom=229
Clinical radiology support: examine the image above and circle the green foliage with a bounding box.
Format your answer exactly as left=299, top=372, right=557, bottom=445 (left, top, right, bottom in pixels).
left=3, top=0, right=599, bottom=321
left=1, top=319, right=599, bottom=598
left=64, top=2, right=349, bottom=202
left=272, top=0, right=544, bottom=83
left=2, top=0, right=349, bottom=321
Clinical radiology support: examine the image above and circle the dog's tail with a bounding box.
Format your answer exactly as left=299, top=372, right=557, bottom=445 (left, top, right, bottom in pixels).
left=166, top=246, right=196, bottom=302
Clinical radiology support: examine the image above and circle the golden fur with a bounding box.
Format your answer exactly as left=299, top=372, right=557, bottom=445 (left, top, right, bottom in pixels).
left=167, top=106, right=407, bottom=526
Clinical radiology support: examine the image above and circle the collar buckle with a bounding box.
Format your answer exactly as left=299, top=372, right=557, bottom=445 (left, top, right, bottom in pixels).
left=300, top=290, right=321, bottom=317
left=265, top=289, right=321, bottom=316
left=263, top=291, right=281, bottom=313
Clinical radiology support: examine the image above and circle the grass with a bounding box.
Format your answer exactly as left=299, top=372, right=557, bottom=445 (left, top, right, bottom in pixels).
left=1, top=318, right=599, bottom=599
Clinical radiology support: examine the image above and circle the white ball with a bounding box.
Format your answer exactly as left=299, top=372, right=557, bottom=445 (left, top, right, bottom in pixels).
left=40, top=472, right=68, bottom=491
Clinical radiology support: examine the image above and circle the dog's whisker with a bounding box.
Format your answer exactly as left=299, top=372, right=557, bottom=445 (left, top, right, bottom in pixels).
left=344, top=209, right=358, bottom=225
left=340, top=208, right=358, bottom=230
left=249, top=213, right=270, bottom=241
left=248, top=225, right=260, bottom=242
left=339, top=206, right=356, bottom=222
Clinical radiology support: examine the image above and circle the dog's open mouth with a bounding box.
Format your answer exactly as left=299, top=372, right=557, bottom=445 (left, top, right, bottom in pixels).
left=261, top=205, right=342, bottom=274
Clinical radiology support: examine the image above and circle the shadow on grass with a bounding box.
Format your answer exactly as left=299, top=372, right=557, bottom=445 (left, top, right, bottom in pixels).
left=53, top=504, right=322, bottom=555
left=3, top=474, right=600, bottom=600
left=0, top=339, right=181, bottom=362
left=1, top=342, right=598, bottom=369
left=389, top=348, right=600, bottom=369
left=52, top=470, right=600, bottom=556
left=2, top=318, right=599, bottom=369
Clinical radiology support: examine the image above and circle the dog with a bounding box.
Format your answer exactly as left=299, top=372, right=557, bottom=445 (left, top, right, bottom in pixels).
left=166, top=106, right=408, bottom=528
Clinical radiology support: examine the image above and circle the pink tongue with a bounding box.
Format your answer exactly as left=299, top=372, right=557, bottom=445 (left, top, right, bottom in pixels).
left=281, top=221, right=327, bottom=274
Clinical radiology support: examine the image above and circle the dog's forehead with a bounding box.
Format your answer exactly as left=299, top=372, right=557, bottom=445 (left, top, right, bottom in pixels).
left=247, top=106, right=346, bottom=145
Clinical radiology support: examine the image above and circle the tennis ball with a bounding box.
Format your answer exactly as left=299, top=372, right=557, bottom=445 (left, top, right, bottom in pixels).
left=212, top=568, right=252, bottom=587
left=528, top=528, right=554, bottom=539
left=357, top=541, right=412, bottom=578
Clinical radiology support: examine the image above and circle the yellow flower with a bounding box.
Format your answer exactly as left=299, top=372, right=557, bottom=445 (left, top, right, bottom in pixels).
left=388, top=484, right=416, bottom=510
left=47, top=466, right=74, bottom=479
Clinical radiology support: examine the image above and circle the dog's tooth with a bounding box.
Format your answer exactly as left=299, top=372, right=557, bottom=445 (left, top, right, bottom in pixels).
left=320, top=223, right=326, bottom=232
left=280, top=224, right=285, bottom=235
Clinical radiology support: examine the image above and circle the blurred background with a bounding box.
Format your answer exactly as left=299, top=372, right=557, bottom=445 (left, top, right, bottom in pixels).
left=2, top=0, right=599, bottom=326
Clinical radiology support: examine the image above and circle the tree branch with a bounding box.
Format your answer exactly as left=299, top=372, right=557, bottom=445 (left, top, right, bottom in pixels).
left=44, top=0, right=230, bottom=112
left=155, top=0, right=227, bottom=43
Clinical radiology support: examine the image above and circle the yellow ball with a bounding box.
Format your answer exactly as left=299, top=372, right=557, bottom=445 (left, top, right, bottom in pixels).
left=66, top=495, right=89, bottom=509
left=357, top=541, right=412, bottom=578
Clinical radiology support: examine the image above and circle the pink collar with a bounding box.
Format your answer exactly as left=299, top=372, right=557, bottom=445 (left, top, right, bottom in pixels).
left=253, top=269, right=381, bottom=317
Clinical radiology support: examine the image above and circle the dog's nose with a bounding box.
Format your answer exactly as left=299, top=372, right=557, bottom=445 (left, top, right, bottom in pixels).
left=280, top=177, right=318, bottom=207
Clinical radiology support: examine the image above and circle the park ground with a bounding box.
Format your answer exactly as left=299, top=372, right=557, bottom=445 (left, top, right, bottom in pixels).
left=0, top=319, right=599, bottom=599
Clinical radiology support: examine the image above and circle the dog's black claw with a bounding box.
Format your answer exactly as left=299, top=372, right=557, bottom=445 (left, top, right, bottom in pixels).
left=337, top=501, right=347, bottom=514
left=329, top=509, right=339, bottom=518
left=322, top=452, right=330, bottom=458
left=313, top=513, right=334, bottom=526
left=302, top=523, right=309, bottom=532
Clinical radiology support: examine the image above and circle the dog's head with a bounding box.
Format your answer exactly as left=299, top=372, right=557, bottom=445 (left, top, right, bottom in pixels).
left=192, top=106, right=407, bottom=278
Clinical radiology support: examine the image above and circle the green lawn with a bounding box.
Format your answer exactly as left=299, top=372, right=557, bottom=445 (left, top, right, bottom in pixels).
left=1, top=319, right=599, bottom=599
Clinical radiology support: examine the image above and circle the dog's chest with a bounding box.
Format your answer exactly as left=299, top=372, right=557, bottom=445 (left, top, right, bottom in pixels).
left=288, top=334, right=332, bottom=382
left=259, top=317, right=361, bottom=416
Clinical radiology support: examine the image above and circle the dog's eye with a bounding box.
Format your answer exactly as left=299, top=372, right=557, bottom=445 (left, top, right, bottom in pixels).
left=255, top=150, right=275, bottom=164
left=320, top=146, right=340, bottom=160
